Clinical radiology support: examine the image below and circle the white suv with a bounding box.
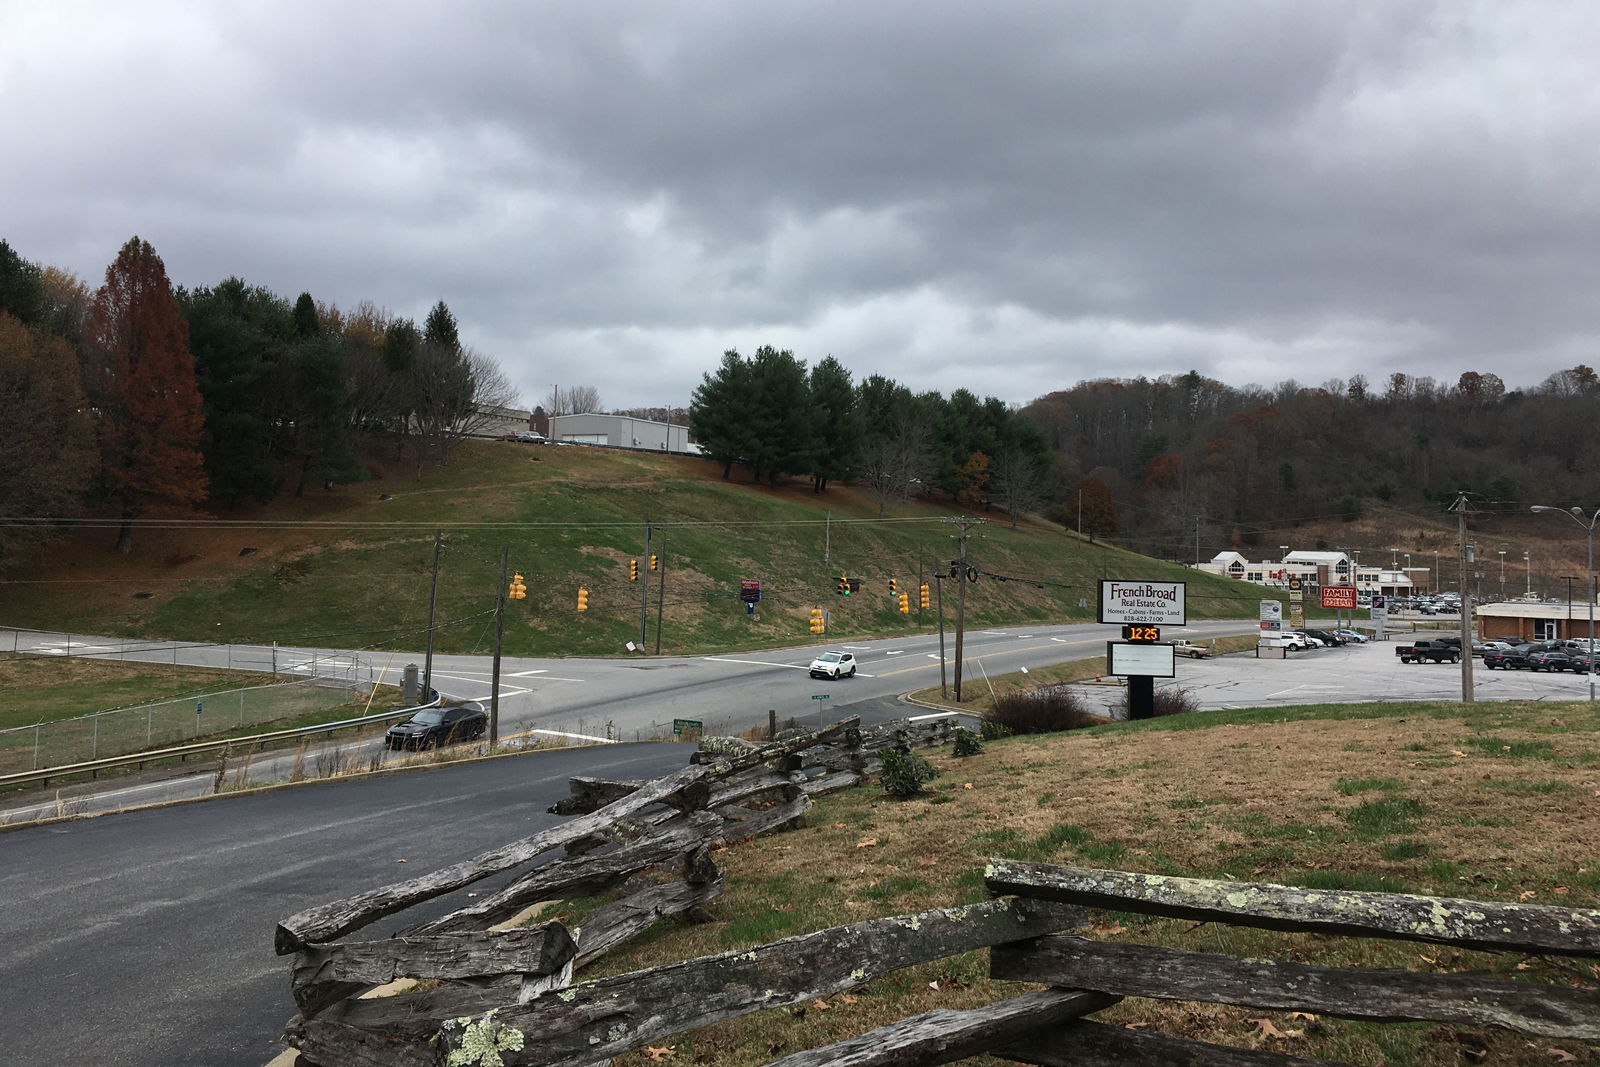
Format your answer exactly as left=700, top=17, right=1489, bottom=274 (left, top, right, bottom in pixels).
left=808, top=651, right=857, bottom=679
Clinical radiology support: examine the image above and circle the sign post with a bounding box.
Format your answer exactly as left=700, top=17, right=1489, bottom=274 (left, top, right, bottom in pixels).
left=1100, top=581, right=1185, bottom=720
left=1370, top=594, right=1387, bottom=640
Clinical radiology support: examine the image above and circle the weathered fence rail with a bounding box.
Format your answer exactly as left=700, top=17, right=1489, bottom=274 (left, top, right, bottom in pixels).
left=277, top=717, right=1600, bottom=1067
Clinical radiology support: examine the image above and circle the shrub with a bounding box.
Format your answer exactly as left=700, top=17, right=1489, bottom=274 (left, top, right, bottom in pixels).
left=951, top=727, right=982, bottom=757
left=878, top=747, right=940, bottom=797
left=979, top=720, right=1014, bottom=741
left=986, top=687, right=1109, bottom=735
left=1120, top=685, right=1200, bottom=718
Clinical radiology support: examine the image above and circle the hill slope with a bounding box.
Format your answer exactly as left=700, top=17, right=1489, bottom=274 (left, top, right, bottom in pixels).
left=3, top=442, right=1275, bottom=657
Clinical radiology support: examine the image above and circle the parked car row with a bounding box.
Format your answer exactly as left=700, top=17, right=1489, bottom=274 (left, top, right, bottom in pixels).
left=1481, top=636, right=1599, bottom=672
left=1279, top=628, right=1364, bottom=650
left=500, top=430, right=548, bottom=443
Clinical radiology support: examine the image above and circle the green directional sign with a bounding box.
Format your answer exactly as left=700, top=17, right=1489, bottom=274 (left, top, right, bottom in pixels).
left=672, top=718, right=703, bottom=736
left=811, top=694, right=831, bottom=700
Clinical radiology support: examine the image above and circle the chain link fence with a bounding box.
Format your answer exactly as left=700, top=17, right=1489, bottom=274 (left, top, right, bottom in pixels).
left=0, top=677, right=366, bottom=776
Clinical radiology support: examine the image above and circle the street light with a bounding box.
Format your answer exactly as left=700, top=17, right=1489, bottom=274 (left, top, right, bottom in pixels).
left=1498, top=549, right=1505, bottom=602
left=1531, top=505, right=1599, bottom=702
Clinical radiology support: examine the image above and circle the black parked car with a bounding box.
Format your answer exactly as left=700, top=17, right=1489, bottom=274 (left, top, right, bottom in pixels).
left=1301, top=628, right=1347, bottom=647
left=1526, top=650, right=1575, bottom=672
left=386, top=702, right=489, bottom=750
left=1482, top=647, right=1531, bottom=670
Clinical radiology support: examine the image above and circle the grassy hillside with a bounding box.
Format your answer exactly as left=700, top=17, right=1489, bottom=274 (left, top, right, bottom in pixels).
left=2, top=441, right=1277, bottom=657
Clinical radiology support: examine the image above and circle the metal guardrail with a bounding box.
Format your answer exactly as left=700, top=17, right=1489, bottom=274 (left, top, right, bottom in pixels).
left=0, top=696, right=443, bottom=791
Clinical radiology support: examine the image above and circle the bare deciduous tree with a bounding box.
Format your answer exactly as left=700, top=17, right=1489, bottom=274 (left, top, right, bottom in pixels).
left=546, top=384, right=603, bottom=416
left=858, top=435, right=899, bottom=520
left=989, top=448, right=1050, bottom=527
left=887, top=413, right=935, bottom=503
left=442, top=349, right=521, bottom=460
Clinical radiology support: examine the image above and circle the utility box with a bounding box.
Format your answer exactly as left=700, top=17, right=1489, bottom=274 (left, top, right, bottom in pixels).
left=402, top=664, right=420, bottom=705
left=1257, top=643, right=1286, bottom=659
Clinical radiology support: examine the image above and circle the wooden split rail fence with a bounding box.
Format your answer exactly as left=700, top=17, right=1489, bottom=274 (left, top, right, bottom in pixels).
left=278, top=714, right=1600, bottom=1066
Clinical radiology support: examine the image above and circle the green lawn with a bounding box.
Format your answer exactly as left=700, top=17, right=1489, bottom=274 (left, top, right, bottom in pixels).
left=3, top=441, right=1275, bottom=657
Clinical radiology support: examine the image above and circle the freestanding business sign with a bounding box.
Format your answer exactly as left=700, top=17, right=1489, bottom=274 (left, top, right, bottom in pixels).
left=1320, top=586, right=1358, bottom=610
left=1098, top=580, right=1186, bottom=625
left=1288, top=577, right=1305, bottom=629
left=1259, top=599, right=1283, bottom=633
left=1370, top=594, right=1387, bottom=639
left=740, top=578, right=762, bottom=603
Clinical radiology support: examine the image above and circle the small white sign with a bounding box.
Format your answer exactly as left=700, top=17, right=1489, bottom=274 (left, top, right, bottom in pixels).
left=1107, top=641, right=1177, bottom=678
left=1259, top=599, right=1282, bottom=632
left=1099, top=580, right=1186, bottom=625
left=625, top=641, right=637, bottom=652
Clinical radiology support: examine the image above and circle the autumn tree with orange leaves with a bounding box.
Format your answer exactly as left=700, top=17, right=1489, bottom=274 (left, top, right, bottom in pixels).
left=86, top=238, right=207, bottom=552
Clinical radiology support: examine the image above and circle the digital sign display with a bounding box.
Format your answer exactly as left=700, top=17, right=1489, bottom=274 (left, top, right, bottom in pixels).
left=1121, top=625, right=1161, bottom=642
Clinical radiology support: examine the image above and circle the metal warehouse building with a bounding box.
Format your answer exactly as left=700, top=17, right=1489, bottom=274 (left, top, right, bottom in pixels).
left=547, top=413, right=697, bottom=454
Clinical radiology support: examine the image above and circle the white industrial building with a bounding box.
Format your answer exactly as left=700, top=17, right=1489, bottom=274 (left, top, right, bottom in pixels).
left=1196, top=550, right=1427, bottom=595
left=547, top=413, right=698, bottom=454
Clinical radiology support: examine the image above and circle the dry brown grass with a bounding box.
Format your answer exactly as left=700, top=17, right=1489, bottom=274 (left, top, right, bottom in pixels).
left=548, top=699, right=1600, bottom=1067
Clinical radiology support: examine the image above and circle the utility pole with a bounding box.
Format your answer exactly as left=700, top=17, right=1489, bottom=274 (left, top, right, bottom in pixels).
left=946, top=516, right=983, bottom=701
left=918, top=545, right=925, bottom=624
left=1194, top=515, right=1200, bottom=566
left=1525, top=551, right=1532, bottom=596
left=489, top=546, right=508, bottom=747
left=1498, top=549, right=1506, bottom=601
left=422, top=531, right=441, bottom=705
left=824, top=511, right=830, bottom=564
left=654, top=533, right=667, bottom=655
left=1449, top=495, right=1474, bottom=702
left=935, top=574, right=948, bottom=699
left=639, top=522, right=652, bottom=650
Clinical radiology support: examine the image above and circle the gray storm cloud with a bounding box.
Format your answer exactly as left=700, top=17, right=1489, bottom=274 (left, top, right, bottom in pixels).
left=2, top=0, right=1595, bottom=407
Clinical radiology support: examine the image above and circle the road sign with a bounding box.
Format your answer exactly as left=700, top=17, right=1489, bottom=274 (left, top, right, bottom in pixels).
left=740, top=578, right=762, bottom=603
left=1320, top=586, right=1358, bottom=610
left=671, top=718, right=702, bottom=736
left=1259, top=599, right=1282, bottom=632
left=811, top=694, right=831, bottom=700
left=1105, top=641, right=1176, bottom=678
left=1097, top=580, right=1186, bottom=625
left=196, top=701, right=203, bottom=716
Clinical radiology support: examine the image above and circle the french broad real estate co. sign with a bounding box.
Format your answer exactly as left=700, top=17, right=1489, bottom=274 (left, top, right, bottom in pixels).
left=1098, top=579, right=1187, bottom=626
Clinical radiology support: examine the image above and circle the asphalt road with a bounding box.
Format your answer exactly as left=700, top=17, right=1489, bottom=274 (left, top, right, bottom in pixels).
left=7, top=620, right=1258, bottom=741
left=0, top=742, right=693, bottom=1067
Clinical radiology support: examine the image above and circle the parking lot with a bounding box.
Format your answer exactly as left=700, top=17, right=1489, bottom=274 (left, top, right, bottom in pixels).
left=1076, top=636, right=1599, bottom=715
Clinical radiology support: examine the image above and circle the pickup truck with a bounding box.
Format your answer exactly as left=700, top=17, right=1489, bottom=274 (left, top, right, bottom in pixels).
left=1396, top=640, right=1461, bottom=664
left=1173, top=642, right=1211, bottom=659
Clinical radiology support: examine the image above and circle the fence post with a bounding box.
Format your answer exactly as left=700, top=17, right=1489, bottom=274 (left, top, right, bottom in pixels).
left=147, top=705, right=152, bottom=747
left=173, top=641, right=178, bottom=665
left=33, top=724, right=39, bottom=769
left=239, top=688, right=245, bottom=727
left=227, top=644, right=232, bottom=670
left=92, top=712, right=98, bottom=759
left=272, top=642, right=277, bottom=679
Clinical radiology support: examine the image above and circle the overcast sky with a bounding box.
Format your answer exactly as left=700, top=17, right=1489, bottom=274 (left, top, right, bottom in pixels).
left=4, top=2, right=1597, bottom=409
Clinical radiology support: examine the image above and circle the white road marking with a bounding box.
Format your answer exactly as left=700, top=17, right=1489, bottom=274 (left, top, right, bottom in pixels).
left=927, top=653, right=944, bottom=660
left=524, top=728, right=616, bottom=744
left=981, top=630, right=1008, bottom=636
left=703, top=657, right=808, bottom=670
left=1050, top=637, right=1069, bottom=643
left=885, top=650, right=904, bottom=655
left=510, top=670, right=548, bottom=677
left=908, top=711, right=969, bottom=722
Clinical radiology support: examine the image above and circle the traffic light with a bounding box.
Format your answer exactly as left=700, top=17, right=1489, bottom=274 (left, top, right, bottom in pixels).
left=919, top=583, right=930, bottom=610
left=809, top=607, right=825, bottom=634
left=889, top=578, right=897, bottom=595
left=837, top=575, right=848, bottom=595
left=650, top=554, right=658, bottom=571
left=508, top=572, right=527, bottom=600
left=898, top=592, right=909, bottom=614
left=576, top=586, right=589, bottom=611
left=629, top=559, right=639, bottom=582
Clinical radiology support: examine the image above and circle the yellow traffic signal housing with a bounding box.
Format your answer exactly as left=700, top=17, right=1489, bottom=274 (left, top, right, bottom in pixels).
left=509, top=572, right=527, bottom=600
left=889, top=578, right=897, bottom=595
left=898, top=592, right=910, bottom=614
left=809, top=607, right=825, bottom=634
left=577, top=587, right=589, bottom=611
left=650, top=554, right=658, bottom=571
left=836, top=576, right=847, bottom=595
left=629, top=559, right=639, bottom=582
left=919, top=583, right=930, bottom=609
